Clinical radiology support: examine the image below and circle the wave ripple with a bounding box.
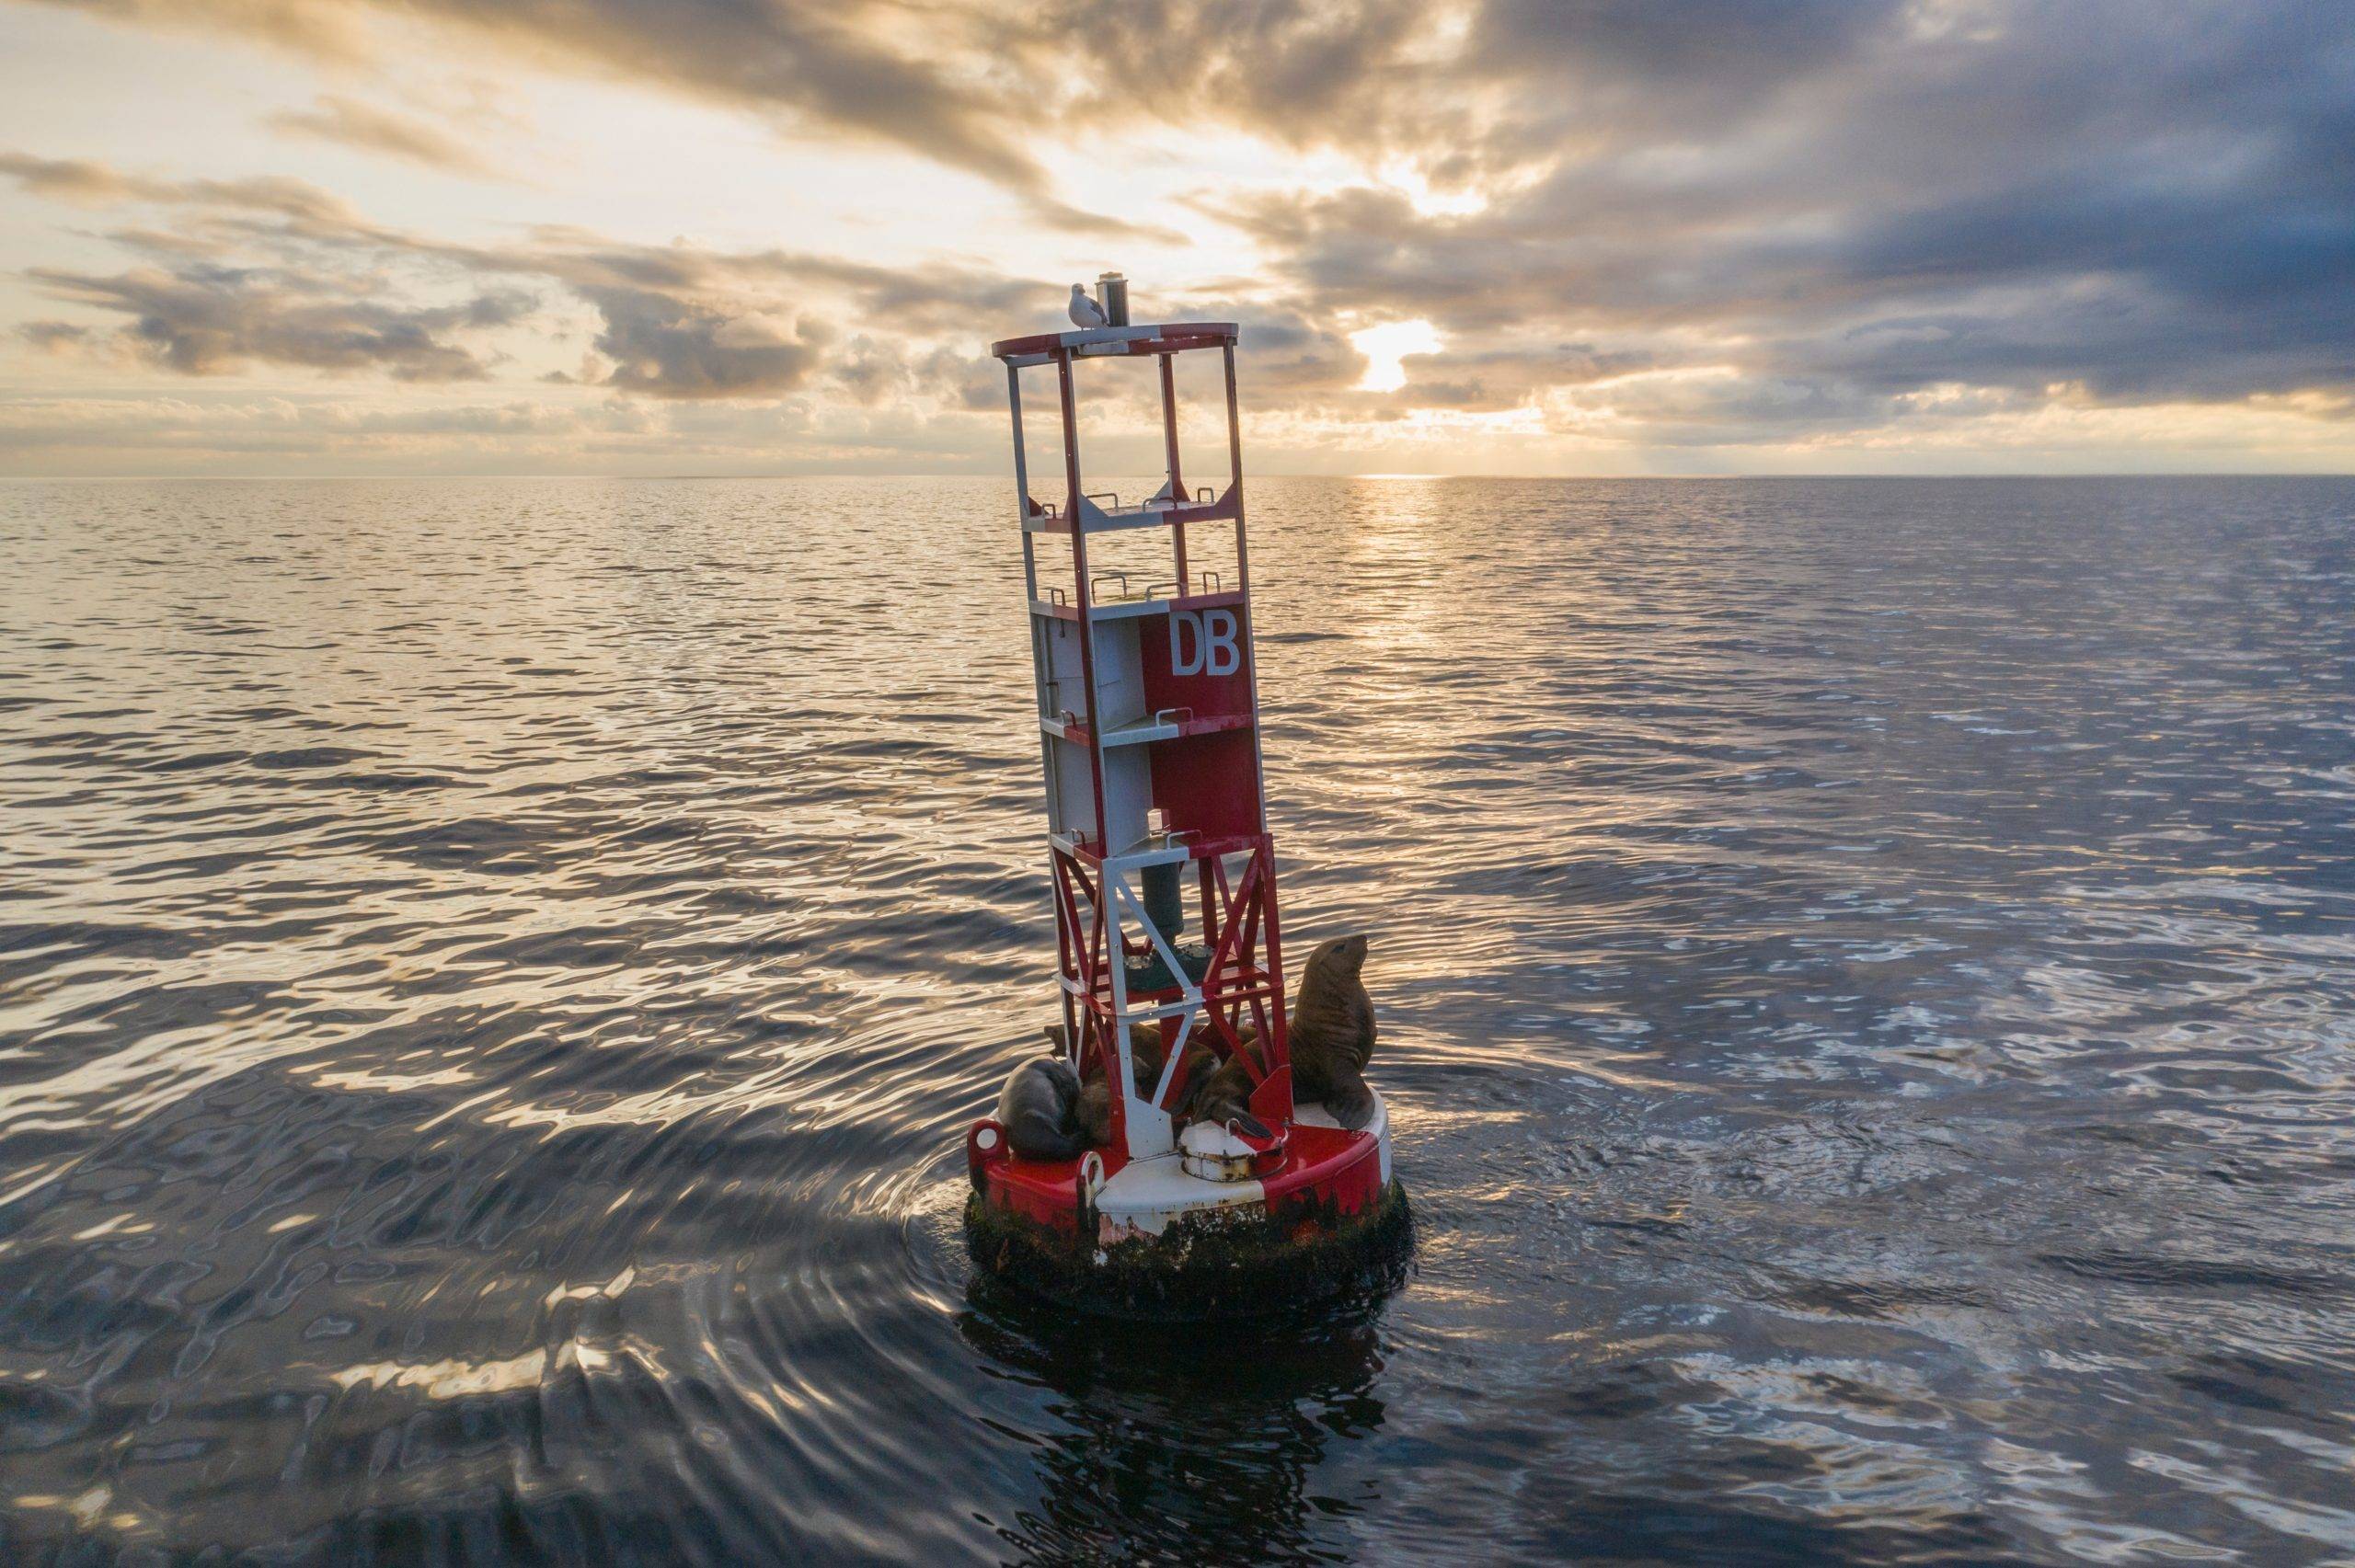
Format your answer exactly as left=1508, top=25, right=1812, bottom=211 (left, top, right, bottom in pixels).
left=3, top=475, right=2353, bottom=1564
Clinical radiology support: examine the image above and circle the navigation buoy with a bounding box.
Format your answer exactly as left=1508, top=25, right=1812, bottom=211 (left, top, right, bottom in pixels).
left=965, top=284, right=1408, bottom=1316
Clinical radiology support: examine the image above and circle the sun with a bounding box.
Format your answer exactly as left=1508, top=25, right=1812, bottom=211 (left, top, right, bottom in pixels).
left=1350, top=319, right=1442, bottom=393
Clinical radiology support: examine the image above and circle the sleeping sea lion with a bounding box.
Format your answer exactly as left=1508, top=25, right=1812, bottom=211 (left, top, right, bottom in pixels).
left=1288, top=933, right=1377, bottom=1129
left=1052, top=1020, right=1276, bottom=1144
left=1177, top=1037, right=1271, bottom=1139
left=1060, top=1021, right=1168, bottom=1091
left=1070, top=1023, right=1167, bottom=1148
left=994, top=1055, right=1088, bottom=1161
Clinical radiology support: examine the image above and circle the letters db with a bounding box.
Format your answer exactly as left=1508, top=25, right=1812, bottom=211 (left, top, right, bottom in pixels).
left=1169, top=609, right=1241, bottom=677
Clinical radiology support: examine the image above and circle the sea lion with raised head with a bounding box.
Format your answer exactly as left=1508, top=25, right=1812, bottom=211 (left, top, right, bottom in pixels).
left=1288, top=933, right=1377, bottom=1129
left=994, top=1055, right=1088, bottom=1161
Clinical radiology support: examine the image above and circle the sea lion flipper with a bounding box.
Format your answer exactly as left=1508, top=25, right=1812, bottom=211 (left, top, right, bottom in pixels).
left=1325, top=1066, right=1376, bottom=1131
left=1005, top=1112, right=1089, bottom=1162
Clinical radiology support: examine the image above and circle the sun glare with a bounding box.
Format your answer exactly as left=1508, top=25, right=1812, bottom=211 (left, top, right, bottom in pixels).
left=1351, top=320, right=1443, bottom=393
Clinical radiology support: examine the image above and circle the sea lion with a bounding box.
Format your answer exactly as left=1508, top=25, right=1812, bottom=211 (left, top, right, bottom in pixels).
left=1176, top=1036, right=1271, bottom=1139
left=1050, top=1020, right=1278, bottom=1144
left=1060, top=1021, right=1168, bottom=1092
left=1069, top=1023, right=1168, bottom=1148
left=994, top=1055, right=1088, bottom=1161
left=1289, top=933, right=1377, bottom=1129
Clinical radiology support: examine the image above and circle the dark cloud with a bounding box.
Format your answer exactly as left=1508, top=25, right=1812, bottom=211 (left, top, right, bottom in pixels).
left=38, top=0, right=1118, bottom=222
left=9, top=0, right=2355, bottom=451
left=1466, top=0, right=1891, bottom=135
left=1028, top=0, right=1441, bottom=156
left=1207, top=0, right=2355, bottom=439
left=17, top=321, right=91, bottom=351
left=521, top=243, right=1055, bottom=337
left=583, top=285, right=826, bottom=397
left=27, top=264, right=531, bottom=380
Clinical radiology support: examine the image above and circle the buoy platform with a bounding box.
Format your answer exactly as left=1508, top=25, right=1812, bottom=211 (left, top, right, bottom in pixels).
left=967, top=1091, right=1405, bottom=1313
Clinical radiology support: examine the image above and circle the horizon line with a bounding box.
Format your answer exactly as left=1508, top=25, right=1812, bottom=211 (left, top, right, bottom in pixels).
left=6, top=470, right=2353, bottom=483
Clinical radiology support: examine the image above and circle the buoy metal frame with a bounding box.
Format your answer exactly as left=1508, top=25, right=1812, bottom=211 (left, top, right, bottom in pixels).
left=966, top=314, right=1398, bottom=1304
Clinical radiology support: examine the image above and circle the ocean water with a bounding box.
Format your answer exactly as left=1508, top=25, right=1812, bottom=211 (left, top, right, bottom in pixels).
left=2, top=474, right=2352, bottom=1565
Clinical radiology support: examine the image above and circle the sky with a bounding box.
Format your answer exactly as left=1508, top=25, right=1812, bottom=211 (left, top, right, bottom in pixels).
left=0, top=0, right=2349, bottom=476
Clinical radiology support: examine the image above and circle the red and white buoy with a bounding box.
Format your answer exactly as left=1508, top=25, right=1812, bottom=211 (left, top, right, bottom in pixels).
left=964, top=284, right=1406, bottom=1313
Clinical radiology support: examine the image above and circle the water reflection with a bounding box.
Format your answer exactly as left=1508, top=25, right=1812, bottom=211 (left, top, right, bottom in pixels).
left=2, top=475, right=2352, bottom=1562
left=959, top=1276, right=1396, bottom=1565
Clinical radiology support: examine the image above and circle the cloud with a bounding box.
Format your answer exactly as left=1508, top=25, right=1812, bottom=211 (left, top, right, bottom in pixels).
left=1024, top=0, right=1446, bottom=157
left=1, top=151, right=368, bottom=228
left=7, top=0, right=2355, bottom=464
left=266, top=96, right=502, bottom=178
left=0, top=152, right=152, bottom=204
left=1204, top=0, right=2355, bottom=442
left=26, top=0, right=1216, bottom=237
left=17, top=321, right=92, bottom=352
left=584, top=288, right=826, bottom=397
left=27, top=264, right=532, bottom=380
left=3, top=151, right=1063, bottom=401
left=44, top=0, right=1057, bottom=198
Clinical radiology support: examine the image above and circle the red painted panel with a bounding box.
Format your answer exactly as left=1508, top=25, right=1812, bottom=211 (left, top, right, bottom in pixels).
left=1148, top=728, right=1262, bottom=841
left=1261, top=1126, right=1384, bottom=1216
left=1140, top=599, right=1256, bottom=724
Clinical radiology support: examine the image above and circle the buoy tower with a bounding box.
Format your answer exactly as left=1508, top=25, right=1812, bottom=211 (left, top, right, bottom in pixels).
left=964, top=281, right=1406, bottom=1313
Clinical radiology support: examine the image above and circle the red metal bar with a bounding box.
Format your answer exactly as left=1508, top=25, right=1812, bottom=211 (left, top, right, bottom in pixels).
left=989, top=322, right=1238, bottom=361
left=1209, top=856, right=1256, bottom=992
left=1085, top=867, right=1107, bottom=1006
left=1187, top=852, right=1269, bottom=1084
left=1050, top=852, right=1078, bottom=1060
left=1258, top=842, right=1292, bottom=1084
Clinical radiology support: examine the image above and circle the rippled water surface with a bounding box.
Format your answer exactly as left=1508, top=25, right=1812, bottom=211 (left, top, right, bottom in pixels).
left=3, top=475, right=2353, bottom=1564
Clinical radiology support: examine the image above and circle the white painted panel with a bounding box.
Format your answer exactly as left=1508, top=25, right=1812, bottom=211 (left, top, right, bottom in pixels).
left=1039, top=614, right=1143, bottom=730
left=1090, top=619, right=1145, bottom=732
left=1096, top=1153, right=1267, bottom=1238
left=1046, top=733, right=1096, bottom=841
left=1098, top=746, right=1152, bottom=856
left=1040, top=617, right=1085, bottom=723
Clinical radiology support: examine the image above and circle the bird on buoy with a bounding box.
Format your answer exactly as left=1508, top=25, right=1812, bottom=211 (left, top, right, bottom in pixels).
left=1068, top=284, right=1109, bottom=329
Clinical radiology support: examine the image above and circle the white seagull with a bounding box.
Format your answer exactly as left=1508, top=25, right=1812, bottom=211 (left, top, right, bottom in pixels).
left=1067, top=284, right=1109, bottom=329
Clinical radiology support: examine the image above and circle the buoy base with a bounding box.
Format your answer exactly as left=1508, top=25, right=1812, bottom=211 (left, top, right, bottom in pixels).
left=965, top=1178, right=1412, bottom=1320
left=963, top=1091, right=1410, bottom=1319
